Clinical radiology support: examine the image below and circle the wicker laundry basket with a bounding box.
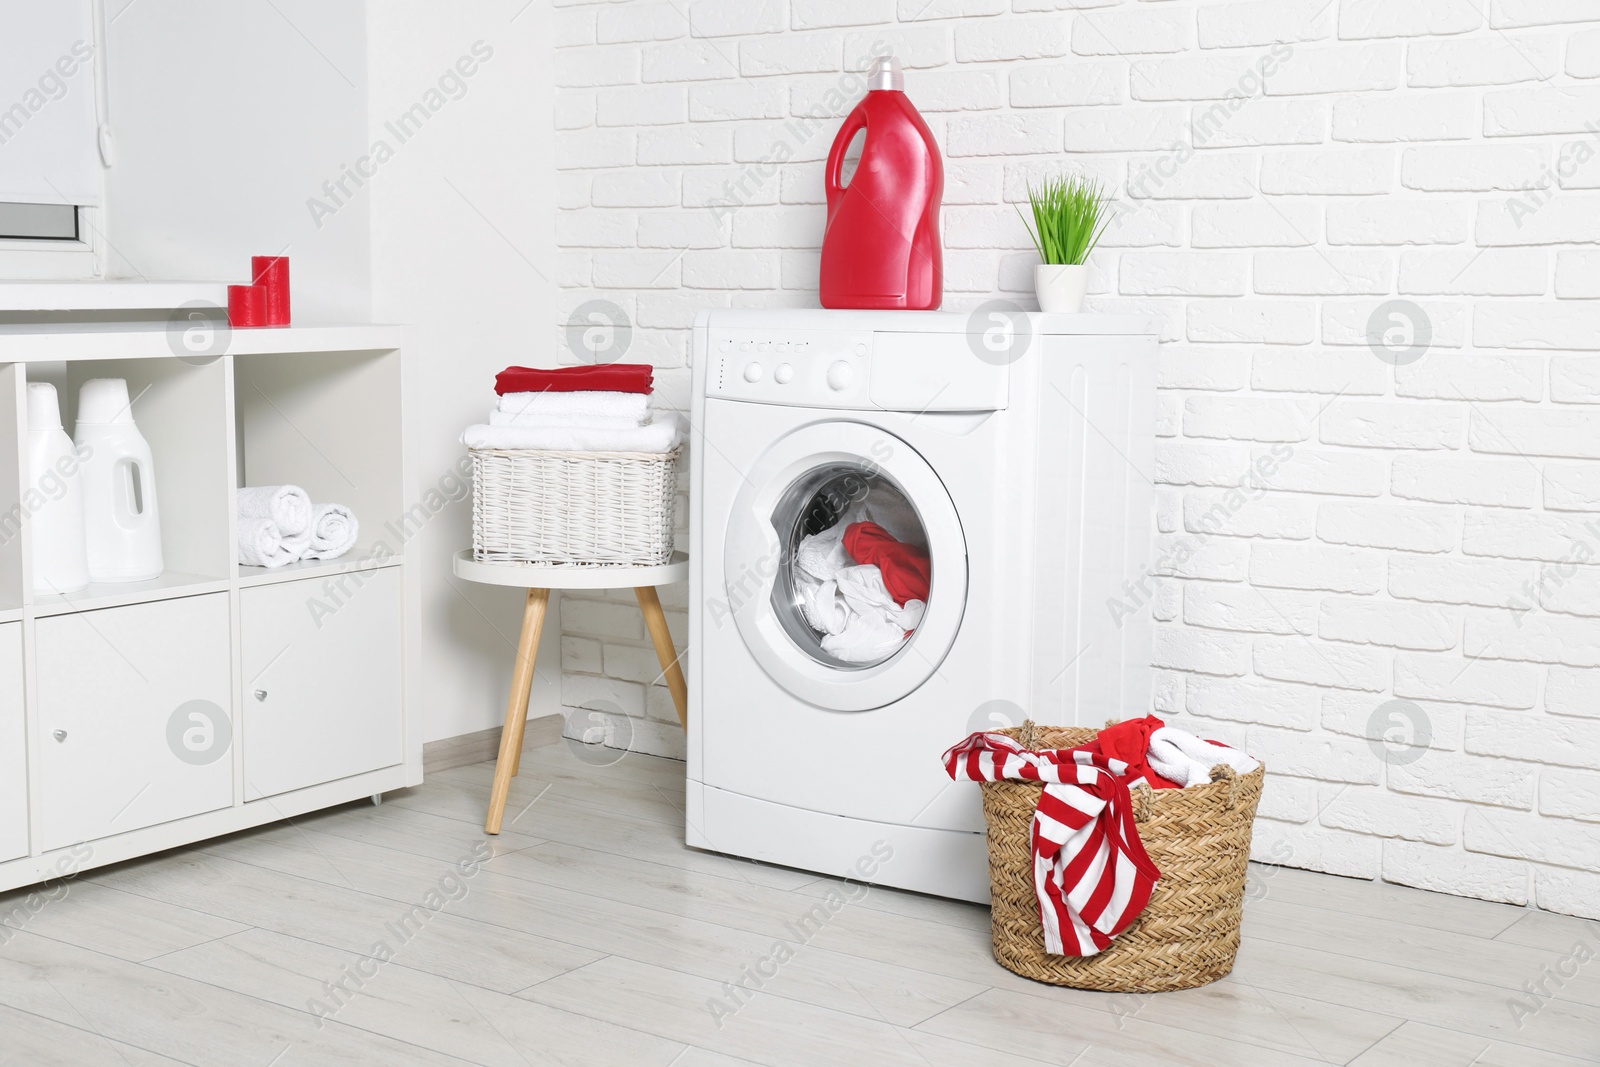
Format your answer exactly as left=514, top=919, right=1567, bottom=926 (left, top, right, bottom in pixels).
left=471, top=448, right=679, bottom=566
left=981, top=720, right=1265, bottom=992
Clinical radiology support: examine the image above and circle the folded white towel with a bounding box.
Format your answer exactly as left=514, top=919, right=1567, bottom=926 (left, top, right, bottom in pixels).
left=488, top=409, right=645, bottom=430
left=237, top=485, right=312, bottom=536
left=461, top=414, right=683, bottom=454
left=1147, top=727, right=1260, bottom=788
left=497, top=390, right=650, bottom=424
left=238, top=516, right=311, bottom=569
left=304, top=503, right=359, bottom=560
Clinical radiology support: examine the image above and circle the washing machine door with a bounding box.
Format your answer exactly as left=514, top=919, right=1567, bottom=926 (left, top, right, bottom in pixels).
left=724, top=421, right=968, bottom=711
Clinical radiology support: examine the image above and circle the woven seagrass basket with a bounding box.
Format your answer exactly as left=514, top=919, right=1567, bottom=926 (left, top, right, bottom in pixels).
left=981, top=720, right=1265, bottom=992
left=471, top=448, right=679, bottom=566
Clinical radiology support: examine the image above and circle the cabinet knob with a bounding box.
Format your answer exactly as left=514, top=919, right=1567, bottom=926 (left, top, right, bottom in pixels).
left=254, top=690, right=268, bottom=701
left=52, top=729, right=66, bottom=743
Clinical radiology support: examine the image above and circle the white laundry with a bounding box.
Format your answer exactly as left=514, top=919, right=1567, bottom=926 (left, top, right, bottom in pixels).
left=791, top=520, right=926, bottom=664
left=1147, top=726, right=1260, bottom=788
left=796, top=523, right=852, bottom=586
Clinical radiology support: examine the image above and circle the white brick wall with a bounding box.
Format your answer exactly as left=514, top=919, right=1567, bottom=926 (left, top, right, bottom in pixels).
left=554, top=0, right=1600, bottom=919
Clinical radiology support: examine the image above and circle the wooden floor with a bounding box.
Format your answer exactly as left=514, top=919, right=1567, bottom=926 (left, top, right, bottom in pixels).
left=2, top=735, right=1597, bottom=1067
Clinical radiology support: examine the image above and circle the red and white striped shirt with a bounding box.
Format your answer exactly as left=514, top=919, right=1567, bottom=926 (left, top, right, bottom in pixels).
left=944, top=732, right=1161, bottom=956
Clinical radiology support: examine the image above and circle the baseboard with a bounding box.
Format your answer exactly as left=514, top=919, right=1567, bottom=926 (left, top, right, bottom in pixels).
left=422, top=714, right=565, bottom=774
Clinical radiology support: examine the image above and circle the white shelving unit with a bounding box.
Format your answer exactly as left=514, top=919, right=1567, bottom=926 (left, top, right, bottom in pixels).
left=0, top=318, right=419, bottom=891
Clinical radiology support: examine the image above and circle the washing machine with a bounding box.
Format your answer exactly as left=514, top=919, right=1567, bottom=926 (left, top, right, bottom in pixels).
left=687, top=308, right=1157, bottom=902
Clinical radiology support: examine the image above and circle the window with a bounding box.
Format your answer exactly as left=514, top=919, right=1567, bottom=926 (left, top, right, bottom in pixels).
left=0, top=203, right=78, bottom=241
left=0, top=1, right=103, bottom=276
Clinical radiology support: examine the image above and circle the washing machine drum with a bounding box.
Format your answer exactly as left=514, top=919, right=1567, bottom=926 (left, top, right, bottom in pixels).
left=724, top=422, right=968, bottom=712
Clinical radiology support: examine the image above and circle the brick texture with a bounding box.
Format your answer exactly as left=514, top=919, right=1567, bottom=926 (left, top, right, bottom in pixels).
left=554, top=3, right=1600, bottom=920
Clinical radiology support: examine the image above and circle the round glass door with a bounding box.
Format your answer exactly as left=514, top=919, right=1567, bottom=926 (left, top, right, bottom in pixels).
left=769, top=464, right=931, bottom=670
left=724, top=421, right=967, bottom=712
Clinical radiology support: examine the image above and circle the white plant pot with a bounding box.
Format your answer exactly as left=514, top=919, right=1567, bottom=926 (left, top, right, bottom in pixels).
left=1035, top=264, right=1089, bottom=313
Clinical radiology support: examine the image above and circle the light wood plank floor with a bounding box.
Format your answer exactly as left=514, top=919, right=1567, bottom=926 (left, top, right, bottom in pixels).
left=2, top=735, right=1597, bottom=1066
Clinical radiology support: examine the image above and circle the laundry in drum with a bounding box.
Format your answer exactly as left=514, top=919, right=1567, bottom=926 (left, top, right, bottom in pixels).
left=777, top=467, right=932, bottom=666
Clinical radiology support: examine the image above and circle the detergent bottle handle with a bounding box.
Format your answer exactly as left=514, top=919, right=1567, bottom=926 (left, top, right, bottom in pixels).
left=825, top=103, right=869, bottom=210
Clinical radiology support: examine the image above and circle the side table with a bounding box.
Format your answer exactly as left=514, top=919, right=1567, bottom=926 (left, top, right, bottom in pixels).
left=453, top=550, right=689, bottom=834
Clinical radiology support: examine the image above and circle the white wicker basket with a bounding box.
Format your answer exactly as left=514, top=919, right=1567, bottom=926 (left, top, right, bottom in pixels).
left=471, top=448, right=679, bottom=566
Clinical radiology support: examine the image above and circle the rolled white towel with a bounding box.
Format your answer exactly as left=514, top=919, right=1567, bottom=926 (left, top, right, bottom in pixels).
left=304, top=503, right=359, bottom=560
left=497, top=390, right=649, bottom=424
left=487, top=409, right=645, bottom=430
left=460, top=413, right=683, bottom=454
left=1147, top=727, right=1259, bottom=788
left=237, top=485, right=313, bottom=536
left=238, top=516, right=312, bottom=569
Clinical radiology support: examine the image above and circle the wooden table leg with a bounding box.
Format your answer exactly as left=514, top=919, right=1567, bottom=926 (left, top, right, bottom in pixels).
left=635, top=586, right=688, bottom=731
left=485, top=587, right=549, bottom=835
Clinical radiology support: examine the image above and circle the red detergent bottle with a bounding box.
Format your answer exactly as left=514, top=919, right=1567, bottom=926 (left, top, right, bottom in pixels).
left=820, top=56, right=944, bottom=311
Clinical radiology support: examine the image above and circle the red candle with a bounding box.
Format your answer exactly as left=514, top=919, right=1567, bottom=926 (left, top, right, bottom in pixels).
left=228, top=284, right=268, bottom=328
left=251, top=255, right=291, bottom=325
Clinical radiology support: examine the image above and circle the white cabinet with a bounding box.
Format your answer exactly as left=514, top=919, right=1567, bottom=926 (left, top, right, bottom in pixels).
left=0, top=322, right=416, bottom=893
left=242, top=568, right=403, bottom=801
left=0, top=624, right=26, bottom=862
left=35, top=595, right=233, bottom=851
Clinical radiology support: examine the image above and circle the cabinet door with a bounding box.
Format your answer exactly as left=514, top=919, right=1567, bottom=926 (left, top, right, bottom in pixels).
left=36, top=595, right=233, bottom=851
left=0, top=623, right=27, bottom=863
left=242, top=567, right=403, bottom=801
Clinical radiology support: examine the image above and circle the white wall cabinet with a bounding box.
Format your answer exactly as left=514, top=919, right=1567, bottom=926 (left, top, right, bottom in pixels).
left=0, top=317, right=420, bottom=892
left=243, top=569, right=403, bottom=800
left=36, top=596, right=233, bottom=851
left=0, top=624, right=26, bottom=863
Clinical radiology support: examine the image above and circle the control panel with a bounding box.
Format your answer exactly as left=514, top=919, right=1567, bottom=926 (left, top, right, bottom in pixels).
left=699, top=324, right=1010, bottom=413
left=704, top=329, right=877, bottom=409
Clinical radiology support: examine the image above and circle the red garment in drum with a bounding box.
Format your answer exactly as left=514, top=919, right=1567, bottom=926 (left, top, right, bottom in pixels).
left=842, top=522, right=931, bottom=606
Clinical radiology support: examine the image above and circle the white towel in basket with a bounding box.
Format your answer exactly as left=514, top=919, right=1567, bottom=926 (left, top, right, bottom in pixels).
left=237, top=484, right=313, bottom=536
left=1146, top=727, right=1259, bottom=788
left=497, top=390, right=650, bottom=424
left=488, top=409, right=645, bottom=430
left=461, top=413, right=682, bottom=453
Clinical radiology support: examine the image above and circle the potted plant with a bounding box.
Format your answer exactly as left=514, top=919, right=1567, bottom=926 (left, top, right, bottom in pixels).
left=1018, top=176, right=1111, bottom=313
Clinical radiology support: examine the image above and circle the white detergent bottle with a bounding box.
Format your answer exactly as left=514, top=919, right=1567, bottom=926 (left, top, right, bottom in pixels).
left=25, top=383, right=90, bottom=595
left=75, top=378, right=163, bottom=583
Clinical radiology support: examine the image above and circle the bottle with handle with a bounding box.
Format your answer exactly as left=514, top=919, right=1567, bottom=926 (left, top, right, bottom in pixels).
left=819, top=55, right=944, bottom=311
left=25, top=383, right=90, bottom=595
left=75, top=378, right=163, bottom=583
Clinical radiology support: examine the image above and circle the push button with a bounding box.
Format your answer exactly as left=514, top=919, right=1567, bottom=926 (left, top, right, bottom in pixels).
left=774, top=363, right=794, bottom=384
left=826, top=361, right=854, bottom=391
left=743, top=362, right=763, bottom=383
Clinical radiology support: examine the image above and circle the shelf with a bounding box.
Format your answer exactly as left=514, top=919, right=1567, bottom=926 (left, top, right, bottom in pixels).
left=30, top=571, right=230, bottom=618
left=234, top=348, right=403, bottom=567
left=236, top=552, right=402, bottom=588
left=0, top=323, right=403, bottom=363
left=0, top=281, right=231, bottom=314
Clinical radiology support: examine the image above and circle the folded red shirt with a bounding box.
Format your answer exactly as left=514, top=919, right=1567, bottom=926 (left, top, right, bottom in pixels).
left=494, top=364, right=654, bottom=396
left=1069, top=714, right=1183, bottom=790
left=843, top=521, right=932, bottom=607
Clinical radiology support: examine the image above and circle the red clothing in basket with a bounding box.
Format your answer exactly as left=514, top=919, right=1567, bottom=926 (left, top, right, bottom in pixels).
left=494, top=363, right=654, bottom=396
left=1071, top=714, right=1184, bottom=790
left=943, top=731, right=1160, bottom=956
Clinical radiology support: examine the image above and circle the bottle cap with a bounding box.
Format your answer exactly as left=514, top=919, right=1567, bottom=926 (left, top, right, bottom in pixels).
left=867, top=55, right=903, bottom=92
left=77, top=378, right=134, bottom=425
left=26, top=382, right=62, bottom=431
